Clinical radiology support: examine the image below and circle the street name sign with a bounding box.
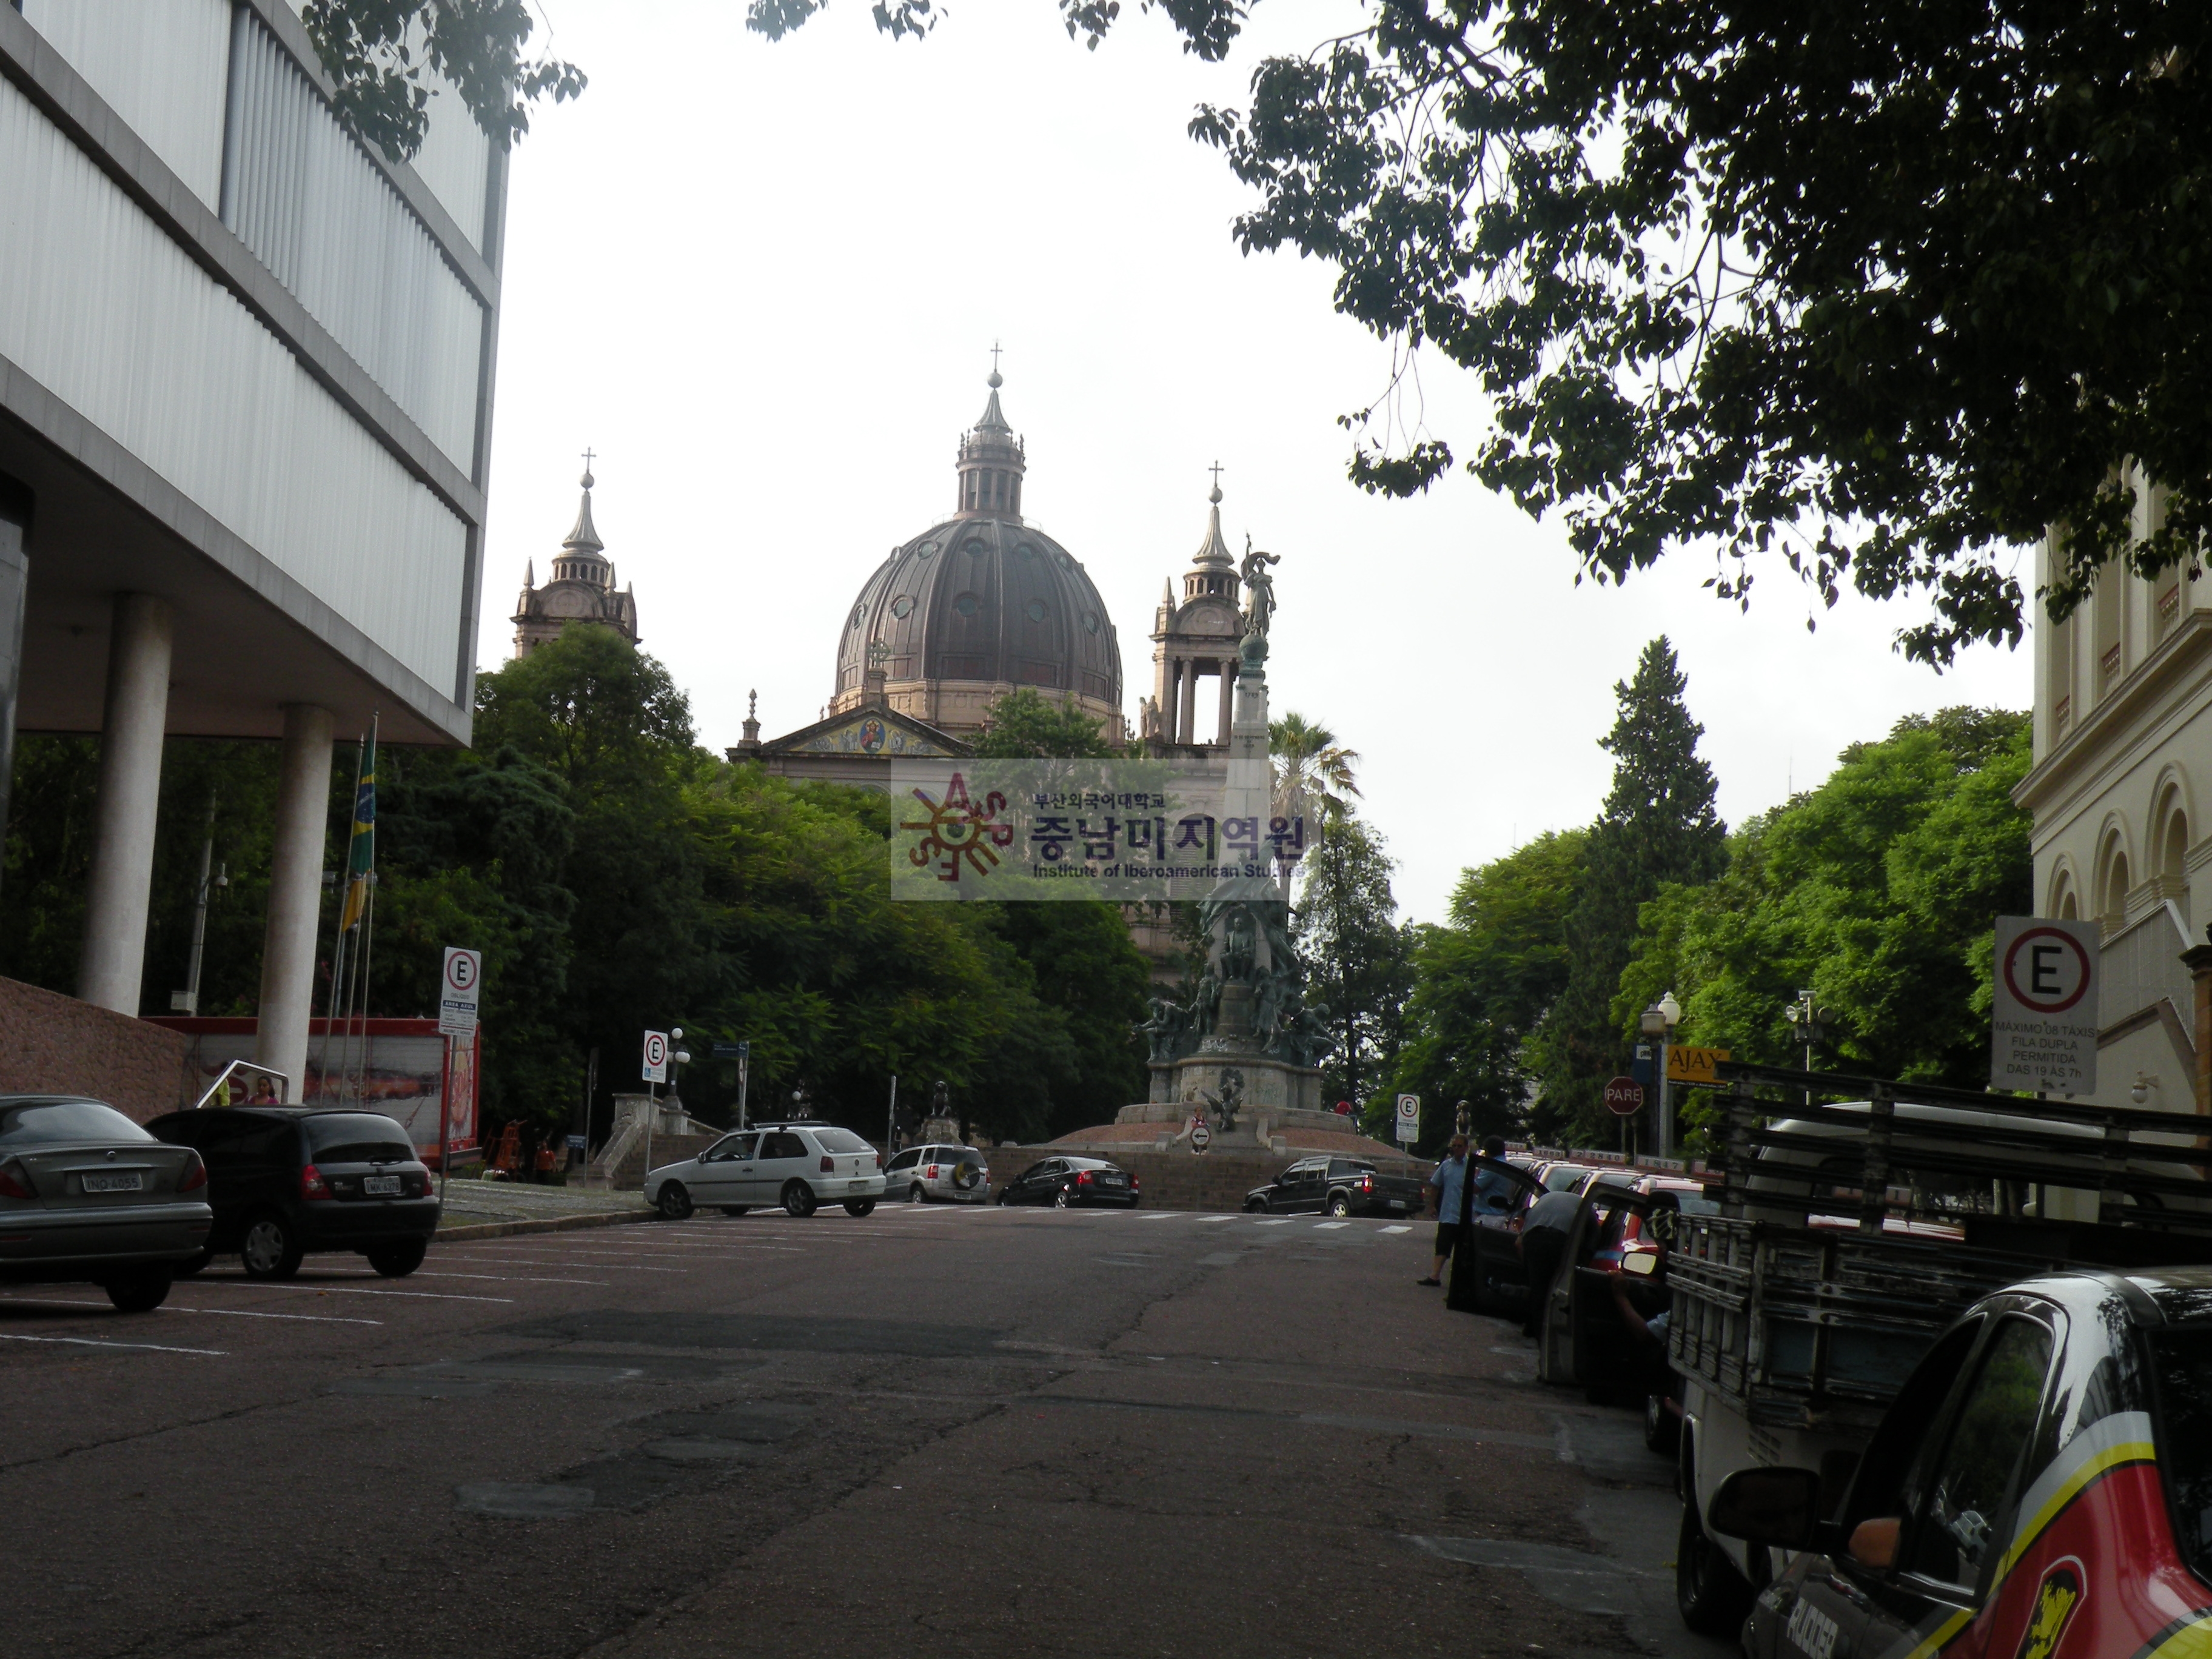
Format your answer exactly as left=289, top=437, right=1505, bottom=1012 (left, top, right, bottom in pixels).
left=1991, top=916, right=2099, bottom=1094
left=1603, top=1076, right=1645, bottom=1117
left=438, top=948, right=480, bottom=1038
left=1395, top=1094, right=1419, bottom=1144
left=642, top=1030, right=669, bottom=1085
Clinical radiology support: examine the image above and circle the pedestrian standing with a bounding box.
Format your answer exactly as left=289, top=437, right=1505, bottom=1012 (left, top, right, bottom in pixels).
left=1417, top=1135, right=1469, bottom=1287
left=534, top=1136, right=556, bottom=1185
left=1517, top=1185, right=1582, bottom=1338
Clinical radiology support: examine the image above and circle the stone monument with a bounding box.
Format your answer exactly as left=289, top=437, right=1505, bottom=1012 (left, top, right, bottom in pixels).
left=1117, top=543, right=1336, bottom=1147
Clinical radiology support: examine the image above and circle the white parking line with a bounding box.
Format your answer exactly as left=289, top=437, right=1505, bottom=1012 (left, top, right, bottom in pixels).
left=0, top=1332, right=225, bottom=1355
left=414, top=1272, right=609, bottom=1287
left=1252, top=1218, right=1292, bottom=1227
left=461, top=1255, right=685, bottom=1273
left=1313, top=1222, right=1350, bottom=1230
left=1381, top=1225, right=1413, bottom=1234
left=0, top=1295, right=380, bottom=1326
left=201, top=1281, right=514, bottom=1304
left=1198, top=1215, right=1236, bottom=1223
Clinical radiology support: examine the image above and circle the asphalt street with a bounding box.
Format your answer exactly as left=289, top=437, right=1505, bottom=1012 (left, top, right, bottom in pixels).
left=0, top=1200, right=1737, bottom=1659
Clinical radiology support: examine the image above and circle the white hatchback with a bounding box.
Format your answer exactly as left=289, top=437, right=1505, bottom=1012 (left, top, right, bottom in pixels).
left=646, top=1123, right=886, bottom=1220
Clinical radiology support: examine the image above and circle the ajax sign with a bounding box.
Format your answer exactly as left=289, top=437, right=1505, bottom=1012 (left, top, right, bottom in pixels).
left=1991, top=916, right=2099, bottom=1094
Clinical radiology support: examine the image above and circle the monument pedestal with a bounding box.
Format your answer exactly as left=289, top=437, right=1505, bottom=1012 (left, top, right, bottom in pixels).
left=1127, top=1046, right=1324, bottom=1148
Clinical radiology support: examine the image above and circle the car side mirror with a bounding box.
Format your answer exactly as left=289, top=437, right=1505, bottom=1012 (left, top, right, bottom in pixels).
left=1707, top=1466, right=1823, bottom=1550
left=1623, top=1251, right=1660, bottom=1276
left=1846, top=1517, right=1900, bottom=1570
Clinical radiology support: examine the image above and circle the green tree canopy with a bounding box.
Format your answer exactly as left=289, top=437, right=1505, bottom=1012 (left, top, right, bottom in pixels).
left=969, top=688, right=1115, bottom=759
left=1535, top=638, right=1724, bottom=1142
left=1390, top=828, right=1586, bottom=1155
left=739, top=0, right=2212, bottom=660
left=1295, top=813, right=1413, bottom=1118
left=1615, top=708, right=2033, bottom=1134
left=1269, top=711, right=1362, bottom=826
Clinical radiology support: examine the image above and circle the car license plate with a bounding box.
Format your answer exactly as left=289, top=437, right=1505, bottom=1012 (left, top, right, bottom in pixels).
left=1389, top=1200, right=1407, bottom=1210
left=363, top=1175, right=402, bottom=1196
left=80, top=1172, right=142, bottom=1193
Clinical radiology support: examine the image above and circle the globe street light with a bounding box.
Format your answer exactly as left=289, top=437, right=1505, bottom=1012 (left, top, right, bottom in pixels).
left=1640, top=991, right=1683, bottom=1159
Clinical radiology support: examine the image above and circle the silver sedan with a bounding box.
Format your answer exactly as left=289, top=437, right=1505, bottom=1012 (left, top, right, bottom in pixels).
left=0, top=1096, right=213, bottom=1310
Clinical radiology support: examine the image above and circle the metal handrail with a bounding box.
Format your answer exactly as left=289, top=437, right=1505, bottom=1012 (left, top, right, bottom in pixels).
left=192, top=1060, right=290, bottom=1111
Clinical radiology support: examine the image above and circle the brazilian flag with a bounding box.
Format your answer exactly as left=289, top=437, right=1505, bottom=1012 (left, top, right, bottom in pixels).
left=338, top=723, right=376, bottom=933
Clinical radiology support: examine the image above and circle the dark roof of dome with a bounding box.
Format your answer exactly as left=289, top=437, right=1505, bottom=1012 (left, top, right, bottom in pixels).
left=837, top=515, right=1122, bottom=706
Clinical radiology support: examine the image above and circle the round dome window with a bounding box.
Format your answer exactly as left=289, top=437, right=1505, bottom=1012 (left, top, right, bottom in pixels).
left=1025, top=599, right=1048, bottom=623
left=1083, top=611, right=1101, bottom=635
left=964, top=538, right=987, bottom=556
left=849, top=605, right=865, bottom=630
left=954, top=592, right=980, bottom=617
left=890, top=595, right=915, bottom=620
left=1016, top=543, right=1037, bottom=561
left=916, top=541, right=936, bottom=559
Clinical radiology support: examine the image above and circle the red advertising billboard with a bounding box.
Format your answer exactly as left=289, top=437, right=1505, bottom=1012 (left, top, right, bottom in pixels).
left=148, top=1017, right=479, bottom=1165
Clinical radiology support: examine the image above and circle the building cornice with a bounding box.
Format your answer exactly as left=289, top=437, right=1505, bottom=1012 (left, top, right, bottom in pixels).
left=2014, top=609, right=2212, bottom=820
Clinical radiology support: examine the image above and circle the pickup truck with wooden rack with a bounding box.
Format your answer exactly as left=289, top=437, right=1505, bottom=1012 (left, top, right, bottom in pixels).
left=1667, top=1061, right=2212, bottom=1637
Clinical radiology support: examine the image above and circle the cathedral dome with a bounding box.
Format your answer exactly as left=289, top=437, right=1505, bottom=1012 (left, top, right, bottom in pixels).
left=831, top=370, right=1124, bottom=737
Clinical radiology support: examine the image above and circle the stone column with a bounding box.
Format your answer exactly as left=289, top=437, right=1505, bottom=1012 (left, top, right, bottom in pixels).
left=1216, top=659, right=1234, bottom=746
left=2183, top=942, right=2212, bottom=1114
left=78, top=593, right=173, bottom=1014
left=256, top=703, right=335, bottom=1102
left=1176, top=660, right=1197, bottom=745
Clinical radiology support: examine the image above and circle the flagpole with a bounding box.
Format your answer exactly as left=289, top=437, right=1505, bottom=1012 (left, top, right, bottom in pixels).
left=323, top=731, right=367, bottom=1103
left=349, top=716, right=378, bottom=1104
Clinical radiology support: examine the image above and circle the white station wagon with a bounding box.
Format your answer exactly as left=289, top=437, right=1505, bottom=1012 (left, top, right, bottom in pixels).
left=646, top=1122, right=885, bottom=1220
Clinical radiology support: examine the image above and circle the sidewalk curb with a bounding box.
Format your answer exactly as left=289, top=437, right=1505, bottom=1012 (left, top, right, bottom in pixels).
left=436, top=1208, right=654, bottom=1243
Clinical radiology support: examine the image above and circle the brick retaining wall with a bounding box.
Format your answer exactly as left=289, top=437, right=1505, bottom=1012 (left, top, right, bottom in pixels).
left=0, top=974, right=191, bottom=1121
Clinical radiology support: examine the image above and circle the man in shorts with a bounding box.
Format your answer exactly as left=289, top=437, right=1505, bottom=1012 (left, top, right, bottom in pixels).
left=1418, top=1134, right=1470, bottom=1286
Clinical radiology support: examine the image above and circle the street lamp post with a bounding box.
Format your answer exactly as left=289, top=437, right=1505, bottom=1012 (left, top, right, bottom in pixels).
left=1788, top=990, right=1826, bottom=1107
left=1640, top=990, right=1683, bottom=1159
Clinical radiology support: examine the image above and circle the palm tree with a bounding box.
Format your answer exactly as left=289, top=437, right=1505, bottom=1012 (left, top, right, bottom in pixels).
left=1269, top=712, right=1361, bottom=826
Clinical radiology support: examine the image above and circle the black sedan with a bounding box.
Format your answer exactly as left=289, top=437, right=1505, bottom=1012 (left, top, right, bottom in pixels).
left=0, top=1094, right=213, bottom=1310
left=995, top=1156, right=1139, bottom=1208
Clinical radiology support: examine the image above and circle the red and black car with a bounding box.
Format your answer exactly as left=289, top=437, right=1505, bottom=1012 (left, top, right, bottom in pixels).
left=1711, top=1265, right=2212, bottom=1659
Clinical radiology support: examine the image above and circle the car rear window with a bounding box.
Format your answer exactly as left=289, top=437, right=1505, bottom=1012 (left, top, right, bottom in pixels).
left=2152, top=1329, right=2212, bottom=1586
left=813, top=1128, right=874, bottom=1154
left=0, top=1100, right=153, bottom=1145
left=304, top=1114, right=415, bottom=1164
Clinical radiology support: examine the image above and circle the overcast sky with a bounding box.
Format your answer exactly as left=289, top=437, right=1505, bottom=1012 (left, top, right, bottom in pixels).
left=480, top=0, right=2034, bottom=926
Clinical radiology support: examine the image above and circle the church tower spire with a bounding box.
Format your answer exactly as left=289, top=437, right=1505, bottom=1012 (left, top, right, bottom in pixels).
left=551, top=453, right=611, bottom=588
left=954, top=346, right=1026, bottom=521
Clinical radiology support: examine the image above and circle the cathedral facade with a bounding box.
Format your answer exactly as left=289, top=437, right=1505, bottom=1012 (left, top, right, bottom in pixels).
left=512, top=461, right=638, bottom=659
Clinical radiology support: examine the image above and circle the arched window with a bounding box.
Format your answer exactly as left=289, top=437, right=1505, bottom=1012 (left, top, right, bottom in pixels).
left=2102, top=833, right=2132, bottom=918
left=2050, top=868, right=2079, bottom=920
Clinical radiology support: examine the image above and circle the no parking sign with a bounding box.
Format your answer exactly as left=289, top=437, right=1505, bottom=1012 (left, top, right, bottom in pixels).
left=642, top=1030, right=669, bottom=1085
left=1991, top=916, right=2099, bottom=1094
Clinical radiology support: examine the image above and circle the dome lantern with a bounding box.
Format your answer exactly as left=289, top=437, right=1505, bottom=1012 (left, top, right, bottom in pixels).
left=954, top=349, right=1027, bottom=521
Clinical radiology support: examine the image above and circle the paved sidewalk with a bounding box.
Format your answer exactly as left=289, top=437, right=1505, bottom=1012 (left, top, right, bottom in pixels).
left=434, top=1178, right=651, bottom=1240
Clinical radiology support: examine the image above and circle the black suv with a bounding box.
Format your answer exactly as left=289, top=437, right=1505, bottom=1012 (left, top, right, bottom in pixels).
left=145, top=1108, right=438, bottom=1279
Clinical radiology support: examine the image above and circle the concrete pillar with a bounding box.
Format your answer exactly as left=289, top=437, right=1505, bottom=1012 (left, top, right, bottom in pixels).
left=256, top=703, right=335, bottom=1103
left=78, top=594, right=174, bottom=1014
left=1176, top=659, right=1197, bottom=745
left=1216, top=659, right=1235, bottom=746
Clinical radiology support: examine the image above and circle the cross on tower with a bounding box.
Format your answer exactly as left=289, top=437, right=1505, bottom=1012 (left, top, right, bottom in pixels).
left=990, top=342, right=1002, bottom=375
left=1209, top=460, right=1224, bottom=491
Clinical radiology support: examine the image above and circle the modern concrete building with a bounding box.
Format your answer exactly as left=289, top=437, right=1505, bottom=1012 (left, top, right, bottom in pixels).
left=0, top=1, right=506, bottom=1100
left=2015, top=472, right=2212, bottom=1114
